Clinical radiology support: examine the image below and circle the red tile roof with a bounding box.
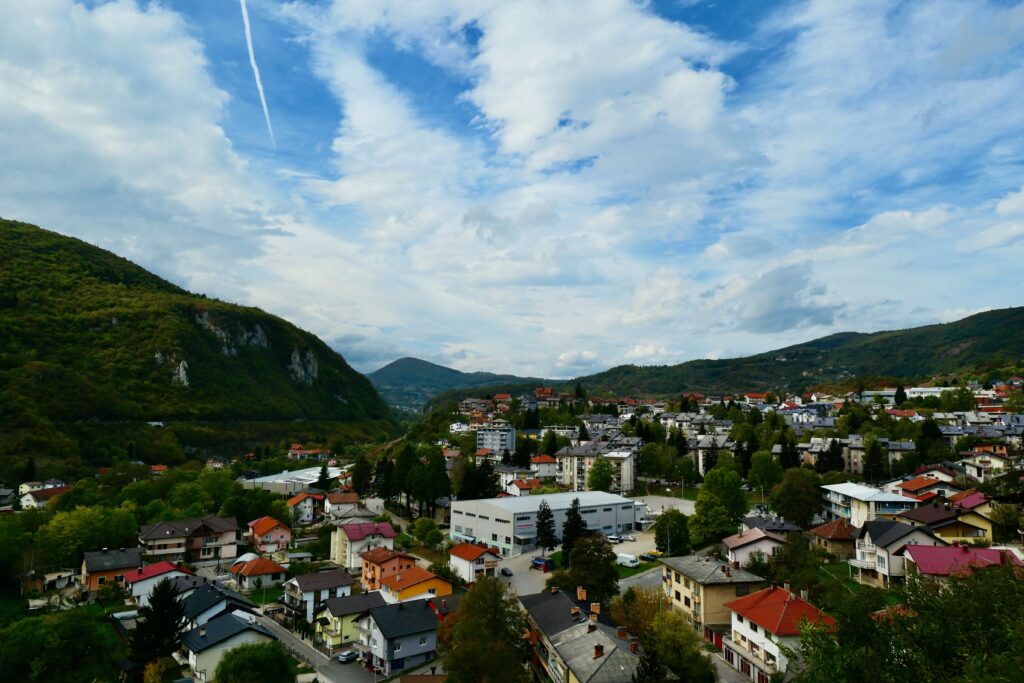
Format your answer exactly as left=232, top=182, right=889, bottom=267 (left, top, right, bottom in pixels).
left=230, top=557, right=286, bottom=577
left=903, top=544, right=1021, bottom=577
left=897, top=476, right=946, bottom=493
left=287, top=492, right=324, bottom=507
left=726, top=586, right=836, bottom=636
left=512, top=479, right=542, bottom=490
left=27, top=486, right=72, bottom=501
left=952, top=492, right=989, bottom=510
left=722, top=527, right=787, bottom=550
left=531, top=454, right=557, bottom=464
left=809, top=518, right=858, bottom=541
left=248, top=515, right=289, bottom=537
left=340, top=522, right=396, bottom=541
left=123, top=562, right=191, bottom=584
left=380, top=566, right=447, bottom=592
left=449, top=543, right=499, bottom=562
left=325, top=492, right=359, bottom=505
left=360, top=547, right=416, bottom=566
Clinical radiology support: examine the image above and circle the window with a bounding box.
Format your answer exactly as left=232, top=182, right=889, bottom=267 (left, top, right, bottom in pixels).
left=496, top=518, right=510, bottom=525
left=750, top=624, right=758, bottom=634
left=735, top=584, right=750, bottom=596
left=428, top=588, right=436, bottom=595
left=675, top=590, right=681, bottom=601
left=454, top=525, right=463, bottom=532
left=603, top=507, right=612, bottom=512
left=395, top=642, right=401, bottom=651
left=516, top=515, right=531, bottom=521
left=582, top=508, right=596, bottom=515
left=737, top=615, right=744, bottom=623
left=492, top=534, right=498, bottom=541
left=674, top=572, right=681, bottom=583
left=684, top=597, right=691, bottom=607
left=505, top=537, right=511, bottom=544
left=419, top=637, right=427, bottom=646
left=479, top=515, right=490, bottom=520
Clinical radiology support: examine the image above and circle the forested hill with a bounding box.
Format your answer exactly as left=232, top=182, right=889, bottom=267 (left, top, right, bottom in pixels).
left=574, top=308, right=1024, bottom=396
left=0, top=219, right=393, bottom=454
left=367, top=356, right=557, bottom=410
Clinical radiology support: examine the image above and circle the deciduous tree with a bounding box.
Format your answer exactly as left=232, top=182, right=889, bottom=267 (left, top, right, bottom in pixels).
left=443, top=577, right=529, bottom=683
left=652, top=508, right=690, bottom=556
left=587, top=456, right=616, bottom=492
left=213, top=641, right=295, bottom=683
left=770, top=468, right=821, bottom=528
left=749, top=450, right=783, bottom=499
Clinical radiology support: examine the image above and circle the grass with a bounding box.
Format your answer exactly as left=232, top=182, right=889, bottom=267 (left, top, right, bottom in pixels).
left=615, top=561, right=658, bottom=578
left=251, top=585, right=286, bottom=605
left=817, top=561, right=902, bottom=605
left=410, top=543, right=447, bottom=566
left=0, top=593, right=25, bottom=629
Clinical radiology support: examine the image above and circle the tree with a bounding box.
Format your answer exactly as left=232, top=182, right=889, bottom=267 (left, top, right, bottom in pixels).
left=652, top=508, right=690, bottom=556
left=543, top=429, right=560, bottom=456
left=578, top=422, right=590, bottom=441
left=21, top=457, right=36, bottom=483
left=748, top=450, right=783, bottom=499
left=313, top=464, right=333, bottom=492
left=702, top=467, right=748, bottom=522
left=413, top=517, right=439, bottom=544
left=351, top=454, right=372, bottom=496
left=711, top=450, right=741, bottom=475
left=587, top=456, right=616, bottom=492
left=443, top=577, right=529, bottom=683
left=689, top=492, right=734, bottom=546
left=0, top=609, right=122, bottom=682
left=424, top=451, right=451, bottom=517
left=567, top=535, right=619, bottom=603
left=816, top=439, right=845, bottom=473
left=561, top=497, right=588, bottom=560
left=611, top=586, right=668, bottom=639
left=778, top=432, right=801, bottom=470
left=632, top=639, right=668, bottom=683
left=649, top=610, right=716, bottom=682
left=894, top=384, right=908, bottom=405
left=132, top=578, right=185, bottom=664
left=862, top=438, right=886, bottom=484
left=213, top=641, right=295, bottom=683
left=770, top=468, right=821, bottom=528
left=535, top=500, right=557, bottom=553
left=374, top=457, right=396, bottom=498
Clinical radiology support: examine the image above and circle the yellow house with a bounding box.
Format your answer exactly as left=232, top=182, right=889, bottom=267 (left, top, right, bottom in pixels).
left=378, top=566, right=453, bottom=604
left=314, top=592, right=386, bottom=649
left=659, top=556, right=766, bottom=646
left=898, top=504, right=994, bottom=544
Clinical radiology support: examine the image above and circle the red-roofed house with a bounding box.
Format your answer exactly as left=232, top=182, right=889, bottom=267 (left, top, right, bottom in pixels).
left=150, top=464, right=168, bottom=477
left=895, top=476, right=962, bottom=500
left=230, top=557, right=287, bottom=592
left=19, top=485, right=72, bottom=510
left=530, top=454, right=558, bottom=479
left=287, top=492, right=325, bottom=524
left=949, top=489, right=993, bottom=515
left=379, top=566, right=453, bottom=604
left=447, top=543, right=501, bottom=583
left=744, top=393, right=769, bottom=406
left=901, top=543, right=1022, bottom=585
left=360, top=548, right=418, bottom=591
left=123, top=562, right=192, bottom=607
left=723, top=586, right=836, bottom=681
left=332, top=522, right=396, bottom=571
left=247, top=516, right=291, bottom=553
left=507, top=478, right=542, bottom=497
left=809, top=518, right=858, bottom=560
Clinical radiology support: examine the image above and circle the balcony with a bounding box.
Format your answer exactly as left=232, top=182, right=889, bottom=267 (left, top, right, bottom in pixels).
left=849, top=557, right=874, bottom=569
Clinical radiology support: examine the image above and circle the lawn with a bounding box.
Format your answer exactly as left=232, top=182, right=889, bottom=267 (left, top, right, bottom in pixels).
left=250, top=585, right=285, bottom=605
left=615, top=561, right=658, bottom=579
left=817, top=561, right=902, bottom=605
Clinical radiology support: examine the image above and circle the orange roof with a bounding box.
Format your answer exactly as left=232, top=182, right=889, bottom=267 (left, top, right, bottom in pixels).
left=512, top=479, right=542, bottom=490
left=809, top=518, right=858, bottom=541
left=475, top=448, right=492, bottom=457
left=494, top=394, right=512, bottom=400
left=287, top=492, right=324, bottom=507
left=248, top=516, right=289, bottom=536
left=948, top=488, right=980, bottom=503
left=449, top=543, right=499, bottom=562
left=230, top=557, right=286, bottom=577
left=326, top=492, right=359, bottom=505
left=361, top=547, right=416, bottom=566
left=27, top=486, right=72, bottom=501
left=150, top=464, right=168, bottom=472
left=726, top=586, right=836, bottom=636
left=897, top=476, right=943, bottom=493
left=531, top=454, right=557, bottom=464
left=379, top=566, right=448, bottom=592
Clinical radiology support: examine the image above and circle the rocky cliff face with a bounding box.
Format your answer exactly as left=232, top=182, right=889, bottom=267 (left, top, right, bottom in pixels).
left=289, top=348, right=319, bottom=385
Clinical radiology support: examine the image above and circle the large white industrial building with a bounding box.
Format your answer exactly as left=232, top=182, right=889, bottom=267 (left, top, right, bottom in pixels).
left=449, top=491, right=641, bottom=557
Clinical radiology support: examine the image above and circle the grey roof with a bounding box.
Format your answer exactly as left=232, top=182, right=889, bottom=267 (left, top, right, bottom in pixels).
left=367, top=598, right=438, bottom=639
left=658, top=556, right=765, bottom=585
left=139, top=515, right=239, bottom=540
left=164, top=575, right=212, bottom=594
left=181, top=583, right=254, bottom=621
left=83, top=547, right=143, bottom=572
left=551, top=622, right=641, bottom=683
left=320, top=591, right=387, bottom=618
left=519, top=591, right=613, bottom=638
left=290, top=569, right=354, bottom=592
left=180, top=613, right=273, bottom=653
left=857, top=520, right=926, bottom=549
left=742, top=515, right=803, bottom=534
left=453, top=490, right=635, bottom=515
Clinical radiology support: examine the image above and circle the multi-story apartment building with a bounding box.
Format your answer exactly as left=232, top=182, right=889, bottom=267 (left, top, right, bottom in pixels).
left=476, top=420, right=516, bottom=454
left=556, top=443, right=637, bottom=494
left=820, top=482, right=919, bottom=527
left=139, top=515, right=239, bottom=566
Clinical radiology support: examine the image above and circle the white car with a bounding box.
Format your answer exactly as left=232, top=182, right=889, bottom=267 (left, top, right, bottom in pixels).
left=621, top=535, right=636, bottom=542
left=336, top=651, right=358, bottom=663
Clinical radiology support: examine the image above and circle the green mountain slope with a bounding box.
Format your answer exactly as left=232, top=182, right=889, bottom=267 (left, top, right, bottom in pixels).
left=0, top=219, right=393, bottom=461
left=367, top=357, right=557, bottom=410
left=575, top=308, right=1024, bottom=396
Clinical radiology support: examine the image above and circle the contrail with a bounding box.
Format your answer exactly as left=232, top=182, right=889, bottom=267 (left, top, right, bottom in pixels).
left=239, top=0, right=276, bottom=149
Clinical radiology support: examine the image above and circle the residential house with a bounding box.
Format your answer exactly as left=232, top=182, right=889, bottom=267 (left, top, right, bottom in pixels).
left=530, top=454, right=559, bottom=479
left=448, top=543, right=500, bottom=584
left=18, top=481, right=43, bottom=496
left=555, top=442, right=637, bottom=494
left=897, top=502, right=993, bottom=544
left=852, top=520, right=948, bottom=587
left=948, top=489, right=994, bottom=515
left=722, top=528, right=787, bottom=566
left=287, top=492, right=325, bottom=524
left=889, top=475, right=962, bottom=501
left=0, top=487, right=16, bottom=508
left=821, top=482, right=920, bottom=527
left=180, top=612, right=274, bottom=682
left=692, top=435, right=735, bottom=476
left=181, top=583, right=257, bottom=630
left=901, top=543, right=1022, bottom=585
left=356, top=598, right=439, bottom=676
left=808, top=518, right=858, bottom=560
left=508, top=478, right=543, bottom=496
left=361, top=548, right=418, bottom=591
left=496, top=465, right=533, bottom=491
left=722, top=586, right=836, bottom=683
left=81, top=547, right=144, bottom=596
left=959, top=452, right=1016, bottom=482
left=324, top=492, right=360, bottom=517
left=332, top=522, right=396, bottom=571
left=741, top=515, right=803, bottom=535
left=314, top=591, right=387, bottom=650
left=379, top=566, right=453, bottom=604
left=19, top=485, right=72, bottom=510
left=139, top=515, right=239, bottom=565
left=246, top=516, right=291, bottom=554
left=122, top=561, right=192, bottom=607
left=282, top=569, right=354, bottom=622
left=229, top=557, right=287, bottom=593
left=659, top=556, right=766, bottom=646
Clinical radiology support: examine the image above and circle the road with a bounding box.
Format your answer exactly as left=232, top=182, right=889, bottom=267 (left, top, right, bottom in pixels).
left=257, top=614, right=375, bottom=683
left=708, top=652, right=749, bottom=683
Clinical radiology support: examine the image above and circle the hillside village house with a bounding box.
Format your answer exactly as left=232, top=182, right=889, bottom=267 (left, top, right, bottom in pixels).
left=230, top=557, right=287, bottom=593
left=81, top=547, right=144, bottom=596
left=356, top=598, right=439, bottom=676
left=282, top=569, right=354, bottom=622
left=19, top=484, right=72, bottom=509
left=287, top=492, right=325, bottom=523
left=476, top=420, right=516, bottom=453
left=180, top=583, right=256, bottom=631
left=333, top=521, right=396, bottom=571
left=180, top=612, right=274, bottom=682
left=314, top=592, right=387, bottom=650
left=360, top=548, right=418, bottom=591
left=852, top=520, right=948, bottom=587
left=901, top=544, right=1022, bottom=585
left=447, top=543, right=500, bottom=584
left=556, top=442, right=637, bottom=494
left=808, top=518, right=858, bottom=560
left=722, top=586, right=836, bottom=682
left=139, top=515, right=239, bottom=566
left=530, top=454, right=559, bottom=479
left=821, top=482, right=919, bottom=527
left=122, top=561, right=192, bottom=607
left=246, top=516, right=291, bottom=553
left=379, top=566, right=453, bottom=604
left=324, top=492, right=359, bottom=517
left=659, top=556, right=766, bottom=647
left=722, top=528, right=787, bottom=566
left=897, top=502, right=994, bottom=544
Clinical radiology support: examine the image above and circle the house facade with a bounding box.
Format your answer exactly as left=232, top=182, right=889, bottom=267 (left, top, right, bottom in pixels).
left=180, top=613, right=274, bottom=682
left=852, top=520, right=948, bottom=587
left=230, top=557, right=287, bottom=593
left=314, top=592, right=387, bottom=650
left=722, top=528, right=787, bottom=566
left=821, top=482, right=919, bottom=527
left=332, top=522, right=396, bottom=571
left=80, top=547, right=144, bottom=596
left=379, top=567, right=453, bottom=604
left=287, top=492, right=325, bottom=524
left=282, top=569, right=354, bottom=622
left=360, top=548, right=418, bottom=591
left=659, top=556, right=766, bottom=646
left=356, top=599, right=439, bottom=676
left=246, top=516, right=291, bottom=554
left=448, top=543, right=500, bottom=584
left=139, top=515, right=239, bottom=566
left=122, top=562, right=192, bottom=607
left=809, top=518, right=858, bottom=560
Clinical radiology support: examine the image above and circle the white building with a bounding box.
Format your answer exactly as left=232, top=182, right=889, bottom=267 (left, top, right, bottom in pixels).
left=721, top=528, right=787, bottom=566
left=821, top=482, right=919, bottom=527
left=180, top=612, right=274, bottom=682
left=449, top=491, right=640, bottom=557
left=240, top=466, right=347, bottom=495
left=530, top=454, right=559, bottom=479
left=556, top=445, right=636, bottom=494
left=332, top=522, right=396, bottom=571
left=122, top=562, right=192, bottom=607
left=851, top=519, right=947, bottom=587
left=282, top=570, right=354, bottom=622
left=476, top=420, right=516, bottom=453
left=447, top=543, right=501, bottom=584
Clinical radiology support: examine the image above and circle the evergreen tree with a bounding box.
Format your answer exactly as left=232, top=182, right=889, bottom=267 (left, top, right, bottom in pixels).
left=476, top=459, right=501, bottom=498
left=632, top=639, right=668, bottom=683
left=374, top=457, right=395, bottom=498
left=560, top=497, right=588, bottom=562
left=457, top=458, right=479, bottom=500
left=21, top=457, right=36, bottom=483
left=443, top=577, right=529, bottom=683
left=816, top=439, right=845, bottom=473
left=575, top=381, right=586, bottom=400
left=351, top=454, right=372, bottom=496
left=543, top=429, right=560, bottom=455
left=535, top=500, right=557, bottom=553
left=425, top=452, right=451, bottom=516
left=132, top=578, right=185, bottom=664
left=578, top=422, right=590, bottom=441
left=394, top=445, right=419, bottom=515
left=863, top=438, right=886, bottom=484
left=778, top=431, right=801, bottom=470
left=895, top=384, right=908, bottom=405
left=314, top=464, right=333, bottom=491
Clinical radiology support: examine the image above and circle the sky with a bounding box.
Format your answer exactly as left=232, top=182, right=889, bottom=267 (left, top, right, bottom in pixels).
left=2, top=0, right=1023, bottom=378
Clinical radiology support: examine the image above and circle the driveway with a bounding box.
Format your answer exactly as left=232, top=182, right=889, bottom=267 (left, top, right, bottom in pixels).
left=256, top=613, right=375, bottom=683
left=708, top=652, right=749, bottom=683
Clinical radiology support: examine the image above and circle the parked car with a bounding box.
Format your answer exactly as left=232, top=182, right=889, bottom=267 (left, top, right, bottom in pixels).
left=336, top=651, right=358, bottom=663
left=639, top=553, right=657, bottom=562
left=647, top=549, right=664, bottom=557
left=607, top=535, right=622, bottom=544
left=621, top=534, right=636, bottom=542
left=500, top=567, right=514, bottom=577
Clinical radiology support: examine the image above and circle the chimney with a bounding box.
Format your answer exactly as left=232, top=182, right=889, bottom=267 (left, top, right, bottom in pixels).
left=617, top=626, right=627, bottom=640
left=733, top=561, right=740, bottom=569
left=589, top=613, right=598, bottom=623
left=800, top=589, right=809, bottom=601
left=590, top=603, right=601, bottom=615
left=577, top=586, right=587, bottom=602
left=199, top=626, right=206, bottom=638
left=571, top=606, right=581, bottom=618
left=725, top=567, right=731, bottom=577
left=587, top=622, right=597, bottom=633
left=594, top=644, right=604, bottom=658
left=629, top=638, right=639, bottom=654
left=550, top=585, right=559, bottom=594
left=783, top=580, right=791, bottom=592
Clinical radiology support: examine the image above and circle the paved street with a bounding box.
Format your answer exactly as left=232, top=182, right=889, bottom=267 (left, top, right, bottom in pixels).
left=619, top=566, right=663, bottom=593
left=257, top=613, right=375, bottom=683
left=708, top=652, right=749, bottom=683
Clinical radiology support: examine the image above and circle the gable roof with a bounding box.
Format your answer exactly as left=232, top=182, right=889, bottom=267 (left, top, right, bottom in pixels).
left=950, top=489, right=990, bottom=510
left=290, top=569, right=354, bottom=592
left=903, top=544, right=1022, bottom=576
left=379, top=566, right=446, bottom=593
left=512, top=479, right=542, bottom=491
left=726, top=586, right=836, bottom=636
left=181, top=583, right=253, bottom=620
left=139, top=515, right=239, bottom=540
left=551, top=621, right=640, bottom=683
left=741, top=515, right=804, bottom=534
left=26, top=485, right=72, bottom=501
left=340, top=522, right=396, bottom=541
left=360, top=547, right=416, bottom=566
left=320, top=591, right=387, bottom=618
left=658, top=556, right=765, bottom=585
left=230, top=558, right=286, bottom=577
left=287, top=492, right=325, bottom=507
left=180, top=613, right=273, bottom=653
left=367, top=598, right=438, bottom=639
left=531, top=454, right=557, bottom=464
left=897, top=476, right=949, bottom=493
left=809, top=518, right=858, bottom=541
left=722, top=528, right=787, bottom=551
left=448, top=543, right=500, bottom=562
left=83, top=547, right=143, bottom=573
left=858, top=520, right=930, bottom=548
left=326, top=492, right=359, bottom=505
left=248, top=516, right=289, bottom=537
left=898, top=503, right=974, bottom=526
left=122, top=561, right=191, bottom=584
left=520, top=590, right=615, bottom=638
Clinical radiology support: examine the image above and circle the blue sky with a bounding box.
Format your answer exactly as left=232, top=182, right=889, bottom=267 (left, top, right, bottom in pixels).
left=2, top=0, right=1023, bottom=377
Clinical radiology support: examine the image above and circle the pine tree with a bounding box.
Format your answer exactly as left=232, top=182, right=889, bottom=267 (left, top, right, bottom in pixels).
left=632, top=640, right=668, bottom=683
left=132, top=578, right=185, bottom=664
left=351, top=454, right=372, bottom=496
left=314, top=464, right=333, bottom=491
left=535, top=500, right=557, bottom=553
left=895, top=384, right=908, bottom=405
left=543, top=429, right=560, bottom=455
left=561, top=497, right=588, bottom=562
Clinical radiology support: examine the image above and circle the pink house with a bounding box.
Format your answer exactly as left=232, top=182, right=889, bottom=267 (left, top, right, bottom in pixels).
left=248, top=516, right=292, bottom=553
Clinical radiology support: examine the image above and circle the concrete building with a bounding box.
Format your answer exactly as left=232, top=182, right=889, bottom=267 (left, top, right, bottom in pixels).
left=556, top=443, right=637, bottom=494
left=821, top=482, right=919, bottom=527
left=476, top=420, right=516, bottom=454
left=239, top=466, right=346, bottom=495
left=449, top=491, right=641, bottom=557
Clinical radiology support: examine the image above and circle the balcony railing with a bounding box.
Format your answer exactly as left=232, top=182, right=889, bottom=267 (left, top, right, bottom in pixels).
left=849, top=557, right=874, bottom=569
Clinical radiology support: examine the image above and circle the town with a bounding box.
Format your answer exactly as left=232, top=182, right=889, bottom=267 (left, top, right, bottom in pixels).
left=2, top=377, right=1023, bottom=683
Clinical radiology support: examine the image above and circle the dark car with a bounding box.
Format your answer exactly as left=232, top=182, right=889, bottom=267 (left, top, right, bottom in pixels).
left=639, top=553, right=656, bottom=562
left=500, top=567, right=514, bottom=577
